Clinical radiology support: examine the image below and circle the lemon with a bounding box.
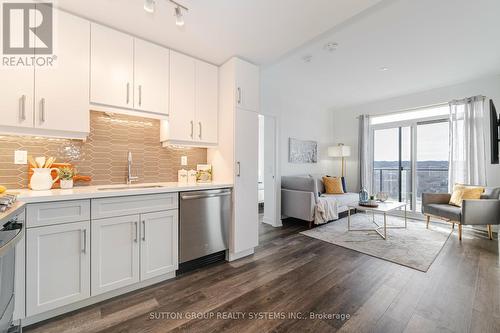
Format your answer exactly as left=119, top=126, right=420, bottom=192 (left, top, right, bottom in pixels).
left=0, top=186, right=6, bottom=194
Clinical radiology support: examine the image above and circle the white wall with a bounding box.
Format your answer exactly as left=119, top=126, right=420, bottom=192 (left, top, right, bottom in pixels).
left=261, top=71, right=335, bottom=177
left=332, top=74, right=500, bottom=191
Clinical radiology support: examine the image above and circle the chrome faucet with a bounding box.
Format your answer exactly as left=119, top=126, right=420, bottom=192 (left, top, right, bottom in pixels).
left=126, top=151, right=139, bottom=185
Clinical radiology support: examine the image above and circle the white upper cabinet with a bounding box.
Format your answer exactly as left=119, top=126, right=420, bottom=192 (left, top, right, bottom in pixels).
left=235, top=58, right=260, bottom=112
left=133, top=39, right=169, bottom=115
left=35, top=9, right=90, bottom=133
left=90, top=23, right=134, bottom=109
left=195, top=60, right=218, bottom=144
left=164, top=51, right=218, bottom=145
left=0, top=8, right=89, bottom=137
left=169, top=51, right=196, bottom=142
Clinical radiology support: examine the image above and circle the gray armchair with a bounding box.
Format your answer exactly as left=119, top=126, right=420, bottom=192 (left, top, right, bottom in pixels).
left=422, top=187, right=500, bottom=240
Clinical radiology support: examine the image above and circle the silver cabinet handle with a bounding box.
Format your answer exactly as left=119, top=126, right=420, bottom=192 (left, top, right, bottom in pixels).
left=237, top=87, right=242, bottom=104
left=40, top=98, right=46, bottom=122
left=19, top=95, right=26, bottom=121
left=126, top=82, right=130, bottom=104
left=236, top=161, right=241, bottom=177
left=81, top=229, right=87, bottom=253
left=134, top=221, right=138, bottom=242
left=142, top=220, right=146, bottom=241
left=198, top=122, right=202, bottom=139
left=190, top=120, right=194, bottom=139
left=138, top=85, right=142, bottom=106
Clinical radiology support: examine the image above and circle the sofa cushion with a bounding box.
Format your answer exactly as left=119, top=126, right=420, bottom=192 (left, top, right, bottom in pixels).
left=481, top=187, right=500, bottom=199
left=425, top=203, right=461, bottom=221
left=323, top=176, right=344, bottom=194
left=321, top=193, right=358, bottom=209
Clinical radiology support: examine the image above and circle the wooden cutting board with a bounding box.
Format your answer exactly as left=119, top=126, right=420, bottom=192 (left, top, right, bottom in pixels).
left=28, top=163, right=92, bottom=189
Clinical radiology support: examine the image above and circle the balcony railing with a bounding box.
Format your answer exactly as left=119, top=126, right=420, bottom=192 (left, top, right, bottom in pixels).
left=373, top=168, right=449, bottom=209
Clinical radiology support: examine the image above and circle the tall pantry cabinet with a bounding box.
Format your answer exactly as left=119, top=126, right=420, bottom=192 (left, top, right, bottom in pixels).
left=208, top=57, right=260, bottom=260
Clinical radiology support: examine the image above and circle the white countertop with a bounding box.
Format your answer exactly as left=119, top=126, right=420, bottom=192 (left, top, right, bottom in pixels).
left=11, top=182, right=233, bottom=203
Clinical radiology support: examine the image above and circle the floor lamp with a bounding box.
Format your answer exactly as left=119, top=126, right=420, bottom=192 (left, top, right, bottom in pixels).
left=328, top=144, right=351, bottom=177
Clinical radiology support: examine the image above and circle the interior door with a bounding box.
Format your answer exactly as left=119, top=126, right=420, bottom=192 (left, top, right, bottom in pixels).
left=140, top=210, right=178, bottom=281
left=263, top=116, right=277, bottom=225
left=233, top=108, right=259, bottom=253
left=35, top=8, right=90, bottom=133
left=169, top=51, right=195, bottom=142
left=91, top=215, right=140, bottom=295
left=26, top=221, right=90, bottom=316
left=134, top=39, right=169, bottom=115
left=90, top=23, right=134, bottom=109
left=195, top=60, right=218, bottom=144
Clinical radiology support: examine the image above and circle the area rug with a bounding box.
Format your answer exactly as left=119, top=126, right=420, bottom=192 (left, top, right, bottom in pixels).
left=300, top=213, right=452, bottom=272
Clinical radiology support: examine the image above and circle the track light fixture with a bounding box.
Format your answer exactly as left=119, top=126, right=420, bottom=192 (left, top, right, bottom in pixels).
left=144, top=0, right=188, bottom=27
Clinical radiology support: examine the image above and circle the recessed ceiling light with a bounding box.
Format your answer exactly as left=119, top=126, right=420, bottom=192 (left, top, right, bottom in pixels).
left=144, top=0, right=155, bottom=13
left=323, top=42, right=338, bottom=52
left=380, top=67, right=389, bottom=71
left=302, top=55, right=313, bottom=63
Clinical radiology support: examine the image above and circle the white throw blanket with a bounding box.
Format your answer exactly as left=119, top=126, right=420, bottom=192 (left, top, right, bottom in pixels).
left=314, top=196, right=339, bottom=225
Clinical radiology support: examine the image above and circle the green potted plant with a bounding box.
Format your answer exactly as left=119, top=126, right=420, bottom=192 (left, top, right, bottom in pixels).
left=58, top=167, right=76, bottom=189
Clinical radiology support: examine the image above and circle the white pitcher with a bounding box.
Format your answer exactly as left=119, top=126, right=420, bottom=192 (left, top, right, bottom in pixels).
left=30, top=168, right=60, bottom=191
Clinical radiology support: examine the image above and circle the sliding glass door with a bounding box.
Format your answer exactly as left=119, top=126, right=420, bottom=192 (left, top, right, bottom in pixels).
left=373, top=126, right=412, bottom=209
left=371, top=105, right=450, bottom=214
left=416, top=120, right=449, bottom=211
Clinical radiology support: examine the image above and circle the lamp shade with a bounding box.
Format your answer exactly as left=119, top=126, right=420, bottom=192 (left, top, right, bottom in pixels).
left=328, top=144, right=351, bottom=157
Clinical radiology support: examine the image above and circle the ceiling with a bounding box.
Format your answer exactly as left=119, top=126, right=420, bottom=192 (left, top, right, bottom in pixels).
left=57, top=0, right=382, bottom=65
left=262, top=0, right=500, bottom=110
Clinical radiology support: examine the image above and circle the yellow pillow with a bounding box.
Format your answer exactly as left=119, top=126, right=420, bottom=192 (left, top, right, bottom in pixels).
left=449, top=184, right=484, bottom=207
left=323, top=176, right=344, bottom=194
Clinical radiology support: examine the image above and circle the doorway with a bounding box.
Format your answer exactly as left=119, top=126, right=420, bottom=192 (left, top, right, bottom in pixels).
left=258, top=114, right=278, bottom=227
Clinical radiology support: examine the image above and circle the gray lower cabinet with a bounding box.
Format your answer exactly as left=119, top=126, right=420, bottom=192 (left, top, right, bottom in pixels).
left=91, top=215, right=141, bottom=296
left=24, top=194, right=179, bottom=318
left=26, top=221, right=91, bottom=316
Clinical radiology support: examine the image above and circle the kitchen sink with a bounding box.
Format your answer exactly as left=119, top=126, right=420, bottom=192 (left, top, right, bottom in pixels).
left=97, top=185, right=165, bottom=191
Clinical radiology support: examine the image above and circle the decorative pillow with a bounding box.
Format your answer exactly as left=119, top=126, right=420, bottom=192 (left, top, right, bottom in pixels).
left=449, top=184, right=484, bottom=207
left=325, top=175, right=347, bottom=192
left=323, top=176, right=344, bottom=194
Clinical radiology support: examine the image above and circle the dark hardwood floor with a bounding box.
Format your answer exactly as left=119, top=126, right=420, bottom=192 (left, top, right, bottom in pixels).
left=25, top=217, right=500, bottom=333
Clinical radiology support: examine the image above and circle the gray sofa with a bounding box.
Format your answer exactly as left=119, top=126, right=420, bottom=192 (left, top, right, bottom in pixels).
left=281, top=175, right=358, bottom=227
left=422, top=187, right=500, bottom=240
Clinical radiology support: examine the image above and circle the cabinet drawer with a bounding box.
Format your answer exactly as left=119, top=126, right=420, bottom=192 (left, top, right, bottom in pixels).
left=26, top=200, right=91, bottom=228
left=91, top=193, right=178, bottom=220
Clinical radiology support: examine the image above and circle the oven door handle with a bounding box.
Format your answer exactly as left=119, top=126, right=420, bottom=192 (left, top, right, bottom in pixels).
left=0, top=228, right=23, bottom=257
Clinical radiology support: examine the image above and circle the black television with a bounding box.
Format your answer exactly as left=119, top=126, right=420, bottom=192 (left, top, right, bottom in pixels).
left=491, top=100, right=499, bottom=164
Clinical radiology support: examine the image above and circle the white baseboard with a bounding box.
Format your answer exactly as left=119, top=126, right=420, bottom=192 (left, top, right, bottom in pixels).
left=226, top=248, right=254, bottom=262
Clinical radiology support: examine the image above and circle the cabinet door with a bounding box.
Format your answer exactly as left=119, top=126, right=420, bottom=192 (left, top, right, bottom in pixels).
left=90, top=24, right=134, bottom=109
left=91, top=215, right=140, bottom=295
left=235, top=59, right=260, bottom=112
left=169, top=51, right=195, bottom=142
left=35, top=8, right=90, bottom=133
left=233, top=108, right=259, bottom=253
left=140, top=210, right=178, bottom=281
left=195, top=60, right=218, bottom=144
left=0, top=8, right=33, bottom=129
left=26, top=221, right=90, bottom=316
left=134, top=39, right=169, bottom=115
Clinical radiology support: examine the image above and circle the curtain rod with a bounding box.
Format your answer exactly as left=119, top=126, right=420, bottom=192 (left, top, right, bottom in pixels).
left=449, top=95, right=487, bottom=105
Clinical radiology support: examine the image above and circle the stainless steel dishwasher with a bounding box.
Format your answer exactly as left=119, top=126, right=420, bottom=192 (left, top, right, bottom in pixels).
left=179, top=188, right=231, bottom=272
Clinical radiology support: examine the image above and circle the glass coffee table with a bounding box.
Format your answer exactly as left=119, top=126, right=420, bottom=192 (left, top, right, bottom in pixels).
left=347, top=201, right=407, bottom=240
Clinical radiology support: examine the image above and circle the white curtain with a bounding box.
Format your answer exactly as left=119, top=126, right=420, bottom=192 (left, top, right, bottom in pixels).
left=358, top=114, right=372, bottom=192
left=448, top=96, right=487, bottom=188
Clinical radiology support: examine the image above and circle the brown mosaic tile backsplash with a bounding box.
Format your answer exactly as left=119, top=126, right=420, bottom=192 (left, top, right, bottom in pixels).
left=0, top=111, right=207, bottom=189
